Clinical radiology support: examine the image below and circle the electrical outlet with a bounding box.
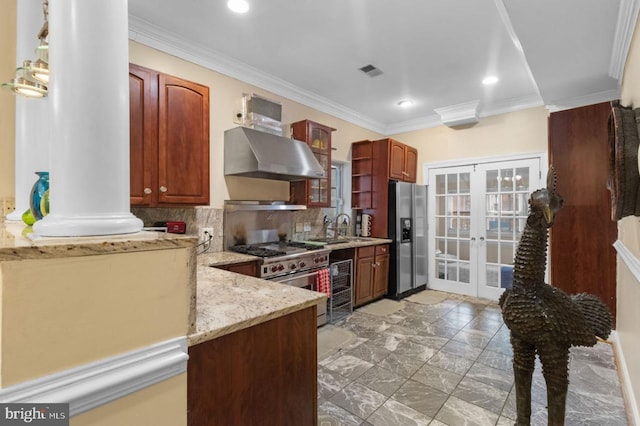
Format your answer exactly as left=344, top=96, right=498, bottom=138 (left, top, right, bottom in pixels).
left=2, top=198, right=15, bottom=216
left=199, top=227, right=214, bottom=243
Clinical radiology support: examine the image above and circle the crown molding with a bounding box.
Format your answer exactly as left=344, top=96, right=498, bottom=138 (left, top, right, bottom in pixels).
left=128, top=16, right=387, bottom=134
left=609, top=0, right=640, bottom=80
left=480, top=95, right=544, bottom=118
left=383, top=94, right=543, bottom=135
left=0, top=337, right=188, bottom=417
left=545, top=88, right=621, bottom=112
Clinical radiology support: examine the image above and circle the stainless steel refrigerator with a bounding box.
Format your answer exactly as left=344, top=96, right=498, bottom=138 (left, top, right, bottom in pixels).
left=388, top=181, right=428, bottom=299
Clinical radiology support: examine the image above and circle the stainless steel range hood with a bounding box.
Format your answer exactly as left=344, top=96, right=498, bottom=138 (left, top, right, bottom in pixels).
left=224, top=126, right=325, bottom=181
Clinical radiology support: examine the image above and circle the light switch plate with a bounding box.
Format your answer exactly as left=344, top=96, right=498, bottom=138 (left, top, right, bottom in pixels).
left=303, top=222, right=311, bottom=232
left=295, top=223, right=303, bottom=232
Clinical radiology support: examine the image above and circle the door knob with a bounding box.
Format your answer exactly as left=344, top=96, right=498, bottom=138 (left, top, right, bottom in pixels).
left=143, top=187, right=152, bottom=194
left=160, top=186, right=168, bottom=193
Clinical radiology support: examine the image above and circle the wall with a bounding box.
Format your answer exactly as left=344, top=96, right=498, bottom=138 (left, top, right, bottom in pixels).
left=391, top=107, right=549, bottom=184
left=0, top=0, right=16, bottom=199
left=617, top=14, right=640, bottom=420
left=0, top=248, right=192, bottom=386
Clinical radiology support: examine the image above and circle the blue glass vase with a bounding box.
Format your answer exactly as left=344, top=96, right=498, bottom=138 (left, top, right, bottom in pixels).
left=29, top=171, right=49, bottom=221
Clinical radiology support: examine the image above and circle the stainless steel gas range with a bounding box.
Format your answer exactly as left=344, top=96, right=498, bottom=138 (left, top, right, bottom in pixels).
left=228, top=241, right=331, bottom=326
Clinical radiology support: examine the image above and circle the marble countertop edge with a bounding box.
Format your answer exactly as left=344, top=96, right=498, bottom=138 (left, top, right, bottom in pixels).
left=0, top=222, right=197, bottom=261
left=189, top=266, right=326, bottom=346
left=196, top=237, right=393, bottom=266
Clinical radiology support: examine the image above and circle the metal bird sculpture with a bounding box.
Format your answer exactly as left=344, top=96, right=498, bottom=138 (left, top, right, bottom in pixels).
left=499, top=167, right=612, bottom=426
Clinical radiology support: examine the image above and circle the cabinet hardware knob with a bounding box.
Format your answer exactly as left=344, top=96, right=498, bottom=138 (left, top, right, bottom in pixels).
left=143, top=187, right=152, bottom=194
left=160, top=186, right=168, bottom=193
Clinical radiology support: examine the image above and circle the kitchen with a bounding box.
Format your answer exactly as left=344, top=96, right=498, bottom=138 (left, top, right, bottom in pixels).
left=1, top=1, right=640, bottom=425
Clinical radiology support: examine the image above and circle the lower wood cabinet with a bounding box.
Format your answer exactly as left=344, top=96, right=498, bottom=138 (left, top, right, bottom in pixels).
left=188, top=306, right=318, bottom=426
left=354, top=244, right=390, bottom=307
left=213, top=261, right=258, bottom=277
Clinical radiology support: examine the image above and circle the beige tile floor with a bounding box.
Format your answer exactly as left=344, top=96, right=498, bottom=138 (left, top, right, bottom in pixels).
left=317, top=290, right=629, bottom=426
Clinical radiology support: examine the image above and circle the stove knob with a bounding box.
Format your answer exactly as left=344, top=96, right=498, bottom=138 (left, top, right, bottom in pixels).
left=278, top=264, right=285, bottom=271
left=299, top=261, right=306, bottom=268
left=314, top=257, right=320, bottom=263
left=271, top=265, right=279, bottom=273
left=289, top=263, right=297, bottom=270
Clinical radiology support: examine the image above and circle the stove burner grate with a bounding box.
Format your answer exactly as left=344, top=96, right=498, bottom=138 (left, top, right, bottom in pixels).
left=229, top=245, right=286, bottom=258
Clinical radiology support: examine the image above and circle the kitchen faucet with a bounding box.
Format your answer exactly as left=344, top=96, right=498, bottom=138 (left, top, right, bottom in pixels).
left=334, top=213, right=351, bottom=237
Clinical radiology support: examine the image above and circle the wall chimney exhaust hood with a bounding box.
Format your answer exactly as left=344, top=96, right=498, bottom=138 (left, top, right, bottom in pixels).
left=224, top=127, right=325, bottom=181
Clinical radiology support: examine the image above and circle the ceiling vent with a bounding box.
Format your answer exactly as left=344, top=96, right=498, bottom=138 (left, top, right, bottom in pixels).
left=359, top=64, right=383, bottom=78
left=434, top=100, right=480, bottom=127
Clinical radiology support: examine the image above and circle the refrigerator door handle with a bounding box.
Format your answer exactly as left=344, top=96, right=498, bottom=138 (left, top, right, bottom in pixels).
left=411, top=185, right=417, bottom=286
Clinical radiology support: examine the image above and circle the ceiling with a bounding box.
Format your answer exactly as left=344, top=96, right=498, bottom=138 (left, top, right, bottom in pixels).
left=127, top=0, right=639, bottom=135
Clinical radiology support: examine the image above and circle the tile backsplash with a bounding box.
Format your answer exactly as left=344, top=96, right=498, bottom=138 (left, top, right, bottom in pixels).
left=132, top=206, right=224, bottom=252
left=132, top=206, right=338, bottom=252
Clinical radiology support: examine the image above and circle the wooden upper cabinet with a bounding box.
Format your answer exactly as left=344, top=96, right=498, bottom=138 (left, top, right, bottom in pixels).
left=350, top=137, right=416, bottom=236
left=389, top=140, right=406, bottom=180
left=290, top=120, right=335, bottom=207
left=129, top=64, right=158, bottom=206
left=404, top=146, right=418, bottom=183
left=158, top=74, right=210, bottom=205
left=387, top=139, right=417, bottom=183
left=129, top=64, right=210, bottom=207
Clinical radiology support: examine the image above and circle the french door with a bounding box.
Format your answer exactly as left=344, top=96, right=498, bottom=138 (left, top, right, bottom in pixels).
left=427, top=157, right=542, bottom=300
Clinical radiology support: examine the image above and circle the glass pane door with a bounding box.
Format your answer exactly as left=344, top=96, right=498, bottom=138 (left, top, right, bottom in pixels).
left=429, top=166, right=476, bottom=296
left=428, top=157, right=541, bottom=300
left=477, top=160, right=539, bottom=299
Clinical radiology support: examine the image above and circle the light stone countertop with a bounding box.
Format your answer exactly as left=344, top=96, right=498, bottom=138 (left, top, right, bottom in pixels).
left=0, top=220, right=196, bottom=261
left=196, top=237, right=393, bottom=267
left=197, top=250, right=258, bottom=266
left=0, top=219, right=387, bottom=348
left=189, top=265, right=326, bottom=346
left=189, top=237, right=392, bottom=345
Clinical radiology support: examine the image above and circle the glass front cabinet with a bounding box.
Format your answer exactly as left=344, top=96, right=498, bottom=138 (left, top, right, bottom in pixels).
left=290, top=120, right=335, bottom=207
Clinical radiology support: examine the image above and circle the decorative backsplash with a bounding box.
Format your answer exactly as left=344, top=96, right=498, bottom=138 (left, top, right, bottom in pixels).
left=132, top=206, right=224, bottom=252
left=133, top=206, right=333, bottom=252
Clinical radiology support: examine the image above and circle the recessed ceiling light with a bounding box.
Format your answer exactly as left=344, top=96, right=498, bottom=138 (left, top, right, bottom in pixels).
left=397, top=100, right=413, bottom=108
left=227, top=0, right=249, bottom=13
left=482, top=76, right=499, bottom=85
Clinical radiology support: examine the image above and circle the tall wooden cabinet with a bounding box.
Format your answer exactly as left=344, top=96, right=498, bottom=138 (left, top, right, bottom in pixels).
left=548, top=102, right=617, bottom=321
left=129, top=64, right=210, bottom=207
left=351, top=138, right=417, bottom=237
left=290, top=120, right=335, bottom=207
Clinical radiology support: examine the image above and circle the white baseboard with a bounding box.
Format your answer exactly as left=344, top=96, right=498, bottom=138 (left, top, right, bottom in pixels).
left=610, top=330, right=640, bottom=425
left=0, top=336, right=188, bottom=417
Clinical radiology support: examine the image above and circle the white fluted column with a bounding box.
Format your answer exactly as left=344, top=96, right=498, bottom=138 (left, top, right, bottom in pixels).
left=6, top=0, right=50, bottom=222
left=33, top=0, right=142, bottom=236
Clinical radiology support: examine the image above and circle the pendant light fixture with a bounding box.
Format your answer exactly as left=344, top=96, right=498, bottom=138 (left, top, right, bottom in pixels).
left=1, top=0, right=49, bottom=98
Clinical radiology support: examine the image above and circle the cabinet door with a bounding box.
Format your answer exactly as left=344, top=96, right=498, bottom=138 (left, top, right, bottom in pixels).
left=389, top=140, right=406, bottom=180
left=225, top=261, right=258, bottom=277
left=307, top=153, right=330, bottom=206
left=290, top=120, right=334, bottom=207
left=129, top=64, right=158, bottom=206
left=404, top=146, right=418, bottom=182
left=372, top=253, right=390, bottom=299
left=158, top=74, right=210, bottom=205
left=355, top=256, right=374, bottom=306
